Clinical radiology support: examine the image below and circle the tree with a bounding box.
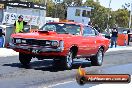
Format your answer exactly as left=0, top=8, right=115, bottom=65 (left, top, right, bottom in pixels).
left=108, top=11, right=116, bottom=28
left=63, top=0, right=82, bottom=6
left=46, top=0, right=56, bottom=17
left=7, top=0, right=131, bottom=29
left=56, top=0, right=82, bottom=19
left=83, top=0, right=130, bottom=30
left=115, top=9, right=129, bottom=28
left=84, top=0, right=109, bottom=30
left=122, top=3, right=130, bottom=10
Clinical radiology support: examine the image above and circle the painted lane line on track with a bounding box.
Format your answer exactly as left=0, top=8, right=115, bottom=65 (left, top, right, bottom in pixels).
left=42, top=80, right=76, bottom=88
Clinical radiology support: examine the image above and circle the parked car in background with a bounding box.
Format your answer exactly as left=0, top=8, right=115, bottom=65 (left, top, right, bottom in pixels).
left=8, top=22, right=110, bottom=69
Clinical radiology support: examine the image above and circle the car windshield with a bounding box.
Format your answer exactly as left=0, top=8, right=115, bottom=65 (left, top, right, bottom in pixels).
left=40, top=23, right=81, bottom=35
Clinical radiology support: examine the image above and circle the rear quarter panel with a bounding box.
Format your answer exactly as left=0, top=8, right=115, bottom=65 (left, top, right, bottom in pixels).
left=94, top=34, right=110, bottom=53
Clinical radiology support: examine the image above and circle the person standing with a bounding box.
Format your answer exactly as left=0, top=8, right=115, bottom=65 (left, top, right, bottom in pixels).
left=14, top=15, right=32, bottom=33
left=127, top=29, right=130, bottom=45
left=0, top=28, right=5, bottom=47
left=105, top=28, right=111, bottom=39
left=88, top=21, right=93, bottom=27
left=110, top=28, right=118, bottom=48
left=94, top=24, right=100, bottom=33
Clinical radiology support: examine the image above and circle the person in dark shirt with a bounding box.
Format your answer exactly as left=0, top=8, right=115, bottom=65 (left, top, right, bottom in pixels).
left=0, top=29, right=5, bottom=47
left=88, top=21, right=93, bottom=27
left=127, top=30, right=130, bottom=45
left=94, top=24, right=100, bottom=33
left=0, top=29, right=5, bottom=37
left=110, top=28, right=118, bottom=48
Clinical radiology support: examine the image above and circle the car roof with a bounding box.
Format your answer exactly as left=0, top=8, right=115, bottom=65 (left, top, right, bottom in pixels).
left=47, top=22, right=84, bottom=26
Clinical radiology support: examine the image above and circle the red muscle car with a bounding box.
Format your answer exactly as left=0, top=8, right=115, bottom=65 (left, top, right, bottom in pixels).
left=9, top=22, right=110, bottom=69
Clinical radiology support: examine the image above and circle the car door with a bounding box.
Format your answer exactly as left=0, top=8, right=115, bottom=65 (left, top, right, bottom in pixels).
left=93, top=28, right=104, bottom=52
left=81, top=26, right=97, bottom=56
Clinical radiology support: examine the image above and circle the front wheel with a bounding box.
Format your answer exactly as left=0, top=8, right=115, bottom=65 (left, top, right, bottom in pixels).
left=63, top=51, right=74, bottom=69
left=90, top=49, right=104, bottom=66
left=53, top=51, right=74, bottom=69
left=19, top=53, right=32, bottom=66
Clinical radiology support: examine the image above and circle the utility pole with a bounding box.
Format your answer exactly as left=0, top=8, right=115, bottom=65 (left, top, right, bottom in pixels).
left=107, top=0, right=112, bottom=29
left=129, top=2, right=132, bottom=31
left=45, top=0, right=47, bottom=6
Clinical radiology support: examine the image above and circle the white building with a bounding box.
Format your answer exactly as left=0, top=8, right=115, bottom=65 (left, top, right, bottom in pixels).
left=0, top=1, right=46, bottom=28
left=67, top=6, right=93, bottom=25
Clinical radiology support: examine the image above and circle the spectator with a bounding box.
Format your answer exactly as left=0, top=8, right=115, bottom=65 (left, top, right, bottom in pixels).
left=14, top=15, right=32, bottom=33
left=94, top=24, right=100, bottom=33
left=105, top=28, right=111, bottom=39
left=127, top=29, right=130, bottom=45
left=0, top=28, right=5, bottom=47
left=88, top=21, right=93, bottom=27
left=110, top=28, right=118, bottom=48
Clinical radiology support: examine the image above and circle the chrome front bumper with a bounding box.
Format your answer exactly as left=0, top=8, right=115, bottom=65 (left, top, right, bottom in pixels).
left=9, top=43, right=64, bottom=53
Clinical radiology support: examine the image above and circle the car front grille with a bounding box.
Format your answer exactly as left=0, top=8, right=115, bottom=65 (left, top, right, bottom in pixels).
left=14, top=38, right=51, bottom=46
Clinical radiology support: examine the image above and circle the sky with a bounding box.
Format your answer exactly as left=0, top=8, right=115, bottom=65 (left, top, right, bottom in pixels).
left=83, top=0, right=131, bottom=11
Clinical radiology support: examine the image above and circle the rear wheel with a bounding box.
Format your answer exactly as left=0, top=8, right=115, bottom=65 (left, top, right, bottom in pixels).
left=90, top=48, right=104, bottom=66
left=19, top=53, right=32, bottom=66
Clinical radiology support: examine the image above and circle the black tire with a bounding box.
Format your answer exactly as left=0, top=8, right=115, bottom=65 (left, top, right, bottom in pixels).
left=53, top=59, right=62, bottom=68
left=90, top=48, right=104, bottom=66
left=63, top=50, right=74, bottom=69
left=53, top=50, right=74, bottom=69
left=19, top=53, right=32, bottom=66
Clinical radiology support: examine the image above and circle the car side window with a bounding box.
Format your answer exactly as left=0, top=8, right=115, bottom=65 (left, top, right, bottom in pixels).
left=83, top=27, right=96, bottom=36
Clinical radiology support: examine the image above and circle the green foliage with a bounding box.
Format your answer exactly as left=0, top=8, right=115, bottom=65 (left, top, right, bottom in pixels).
left=46, top=0, right=56, bottom=17
left=10, top=0, right=131, bottom=30
left=84, top=0, right=108, bottom=30
left=84, top=0, right=130, bottom=30
left=63, top=0, right=82, bottom=6
left=114, top=9, right=129, bottom=28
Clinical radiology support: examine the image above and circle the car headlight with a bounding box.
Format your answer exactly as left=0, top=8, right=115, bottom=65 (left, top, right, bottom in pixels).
left=46, top=41, right=51, bottom=45
left=15, top=39, right=21, bottom=43
left=51, top=41, right=59, bottom=47
left=21, top=40, right=26, bottom=43
left=59, top=40, right=64, bottom=47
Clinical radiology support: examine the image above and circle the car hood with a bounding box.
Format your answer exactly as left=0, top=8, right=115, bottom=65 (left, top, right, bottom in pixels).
left=11, top=31, right=74, bottom=40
